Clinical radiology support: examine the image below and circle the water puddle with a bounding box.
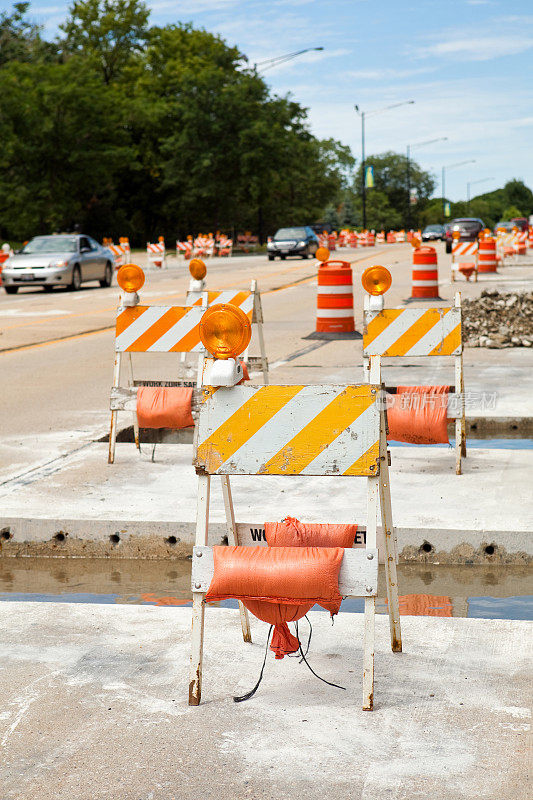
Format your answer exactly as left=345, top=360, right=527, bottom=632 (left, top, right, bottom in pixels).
left=390, top=438, right=533, bottom=450
left=0, top=559, right=530, bottom=620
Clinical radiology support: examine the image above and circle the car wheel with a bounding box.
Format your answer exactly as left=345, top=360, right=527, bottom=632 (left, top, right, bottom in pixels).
left=43, top=285, right=54, bottom=293
left=280, top=254, right=286, bottom=260
left=445, top=242, right=452, bottom=254
left=100, top=261, right=113, bottom=288
left=4, top=286, right=18, bottom=294
left=69, top=265, right=81, bottom=291
left=302, top=248, right=309, bottom=259
left=268, top=255, right=275, bottom=261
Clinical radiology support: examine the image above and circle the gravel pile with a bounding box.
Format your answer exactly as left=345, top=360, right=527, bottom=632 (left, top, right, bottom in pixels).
left=462, top=290, right=533, bottom=348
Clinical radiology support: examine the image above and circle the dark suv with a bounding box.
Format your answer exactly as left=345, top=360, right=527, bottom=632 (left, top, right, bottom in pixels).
left=445, top=218, right=484, bottom=253
left=267, top=226, right=319, bottom=260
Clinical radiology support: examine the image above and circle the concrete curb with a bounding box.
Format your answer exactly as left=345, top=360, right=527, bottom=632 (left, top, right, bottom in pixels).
left=1, top=516, right=530, bottom=563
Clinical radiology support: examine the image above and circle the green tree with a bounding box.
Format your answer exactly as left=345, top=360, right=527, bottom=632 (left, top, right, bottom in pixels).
left=0, top=59, right=134, bottom=238
left=61, top=0, right=149, bottom=83
left=0, top=2, right=52, bottom=64
left=503, top=179, right=533, bottom=214
left=502, top=205, right=523, bottom=220
left=352, top=151, right=435, bottom=229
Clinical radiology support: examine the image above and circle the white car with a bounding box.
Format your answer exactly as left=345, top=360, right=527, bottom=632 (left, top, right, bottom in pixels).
left=2, top=234, right=114, bottom=294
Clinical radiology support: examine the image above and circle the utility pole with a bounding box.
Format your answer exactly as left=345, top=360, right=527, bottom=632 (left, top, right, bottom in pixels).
left=355, top=101, right=414, bottom=230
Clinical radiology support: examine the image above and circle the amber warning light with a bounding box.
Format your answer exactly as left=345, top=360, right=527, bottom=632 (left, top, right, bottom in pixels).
left=361, top=265, right=392, bottom=296
left=117, top=264, right=145, bottom=294
left=199, top=304, right=251, bottom=360
left=189, top=258, right=207, bottom=280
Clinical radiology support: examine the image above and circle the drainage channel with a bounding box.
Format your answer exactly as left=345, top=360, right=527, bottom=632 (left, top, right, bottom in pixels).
left=0, top=559, right=531, bottom=621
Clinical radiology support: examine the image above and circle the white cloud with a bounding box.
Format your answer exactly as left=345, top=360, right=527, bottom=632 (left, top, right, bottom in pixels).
left=346, top=66, right=435, bottom=81
left=417, top=33, right=533, bottom=61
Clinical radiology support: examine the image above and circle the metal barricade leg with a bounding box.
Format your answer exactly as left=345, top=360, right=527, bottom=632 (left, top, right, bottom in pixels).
left=220, top=475, right=252, bottom=643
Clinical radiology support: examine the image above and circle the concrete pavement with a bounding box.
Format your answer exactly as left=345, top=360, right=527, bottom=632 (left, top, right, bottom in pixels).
left=0, top=602, right=530, bottom=800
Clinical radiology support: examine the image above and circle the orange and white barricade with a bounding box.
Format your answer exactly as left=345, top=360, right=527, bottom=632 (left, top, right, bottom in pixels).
left=362, top=266, right=465, bottom=474
left=119, top=237, right=131, bottom=262
left=318, top=233, right=329, bottom=249
left=189, top=310, right=401, bottom=709
left=396, top=230, right=406, bottom=243
left=0, top=243, right=14, bottom=285
left=496, top=231, right=516, bottom=264
left=451, top=241, right=478, bottom=282
left=376, top=231, right=385, bottom=244
left=108, top=266, right=207, bottom=462
left=516, top=231, right=527, bottom=255
left=187, top=277, right=268, bottom=384
left=108, top=244, right=126, bottom=270
left=177, top=240, right=193, bottom=260
left=216, top=236, right=233, bottom=257
left=528, top=227, right=533, bottom=250
left=147, top=239, right=166, bottom=269
left=348, top=232, right=358, bottom=247
left=386, top=231, right=397, bottom=243
left=108, top=262, right=270, bottom=461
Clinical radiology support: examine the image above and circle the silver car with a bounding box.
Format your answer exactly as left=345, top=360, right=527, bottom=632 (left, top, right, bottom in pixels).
left=2, top=234, right=114, bottom=294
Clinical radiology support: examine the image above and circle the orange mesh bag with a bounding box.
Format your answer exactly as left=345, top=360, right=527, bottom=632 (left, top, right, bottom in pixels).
left=265, top=517, right=356, bottom=548
left=205, top=546, right=344, bottom=658
left=387, top=385, right=449, bottom=445
left=136, top=387, right=194, bottom=429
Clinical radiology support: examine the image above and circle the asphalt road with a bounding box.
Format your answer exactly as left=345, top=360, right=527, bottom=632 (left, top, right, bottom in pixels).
left=1, top=242, right=531, bottom=481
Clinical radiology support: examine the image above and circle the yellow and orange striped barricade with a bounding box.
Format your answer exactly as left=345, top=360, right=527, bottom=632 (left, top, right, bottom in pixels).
left=108, top=301, right=208, bottom=462
left=189, top=357, right=401, bottom=711
left=451, top=241, right=478, bottom=282
left=187, top=280, right=268, bottom=384
left=363, top=293, right=465, bottom=474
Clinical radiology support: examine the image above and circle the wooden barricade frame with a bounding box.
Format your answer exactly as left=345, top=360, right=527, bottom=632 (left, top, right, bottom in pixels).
left=187, top=279, right=269, bottom=384
left=108, top=301, right=208, bottom=463
left=189, top=357, right=401, bottom=711
left=363, top=293, right=466, bottom=475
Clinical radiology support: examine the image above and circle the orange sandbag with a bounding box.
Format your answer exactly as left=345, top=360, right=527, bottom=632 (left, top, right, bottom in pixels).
left=265, top=517, right=356, bottom=548
left=205, top=546, right=344, bottom=658
left=136, top=386, right=194, bottom=429
left=387, top=385, right=449, bottom=445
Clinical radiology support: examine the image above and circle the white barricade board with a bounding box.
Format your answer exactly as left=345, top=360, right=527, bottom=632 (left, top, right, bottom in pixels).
left=194, top=384, right=381, bottom=477
left=191, top=546, right=379, bottom=597
left=115, top=305, right=206, bottom=353
left=363, top=307, right=461, bottom=357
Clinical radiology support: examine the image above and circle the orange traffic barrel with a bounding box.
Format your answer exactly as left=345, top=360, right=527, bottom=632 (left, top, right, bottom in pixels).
left=478, top=238, right=498, bottom=273
left=367, top=231, right=375, bottom=247
left=316, top=260, right=354, bottom=333
left=327, top=233, right=336, bottom=251
left=410, top=246, right=440, bottom=299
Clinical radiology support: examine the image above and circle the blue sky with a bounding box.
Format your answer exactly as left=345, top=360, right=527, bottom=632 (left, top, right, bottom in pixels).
left=6, top=0, right=533, bottom=201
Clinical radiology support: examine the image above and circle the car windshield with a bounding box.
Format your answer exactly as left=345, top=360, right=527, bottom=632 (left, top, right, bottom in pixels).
left=274, top=228, right=306, bottom=239
left=22, top=236, right=77, bottom=254
left=453, top=220, right=480, bottom=231
left=424, top=225, right=443, bottom=232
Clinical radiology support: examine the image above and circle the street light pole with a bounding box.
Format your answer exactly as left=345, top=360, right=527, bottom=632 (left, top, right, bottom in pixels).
left=355, top=100, right=414, bottom=230
left=466, top=177, right=494, bottom=211
left=254, top=47, right=324, bottom=72
left=406, top=137, right=448, bottom=229
left=441, top=159, right=476, bottom=219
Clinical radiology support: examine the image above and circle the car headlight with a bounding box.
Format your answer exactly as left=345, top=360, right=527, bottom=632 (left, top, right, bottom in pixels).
left=49, top=260, right=68, bottom=268
left=267, top=242, right=274, bottom=249
left=297, top=241, right=306, bottom=247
